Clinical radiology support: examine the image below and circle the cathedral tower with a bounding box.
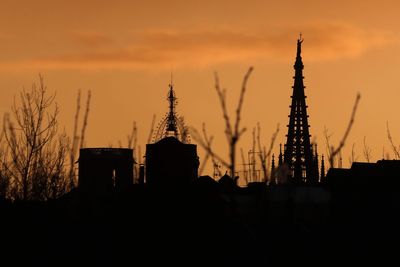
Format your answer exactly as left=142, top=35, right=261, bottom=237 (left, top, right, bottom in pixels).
left=283, top=36, right=317, bottom=184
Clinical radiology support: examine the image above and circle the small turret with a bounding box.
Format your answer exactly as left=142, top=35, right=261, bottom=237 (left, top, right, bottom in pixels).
left=270, top=154, right=276, bottom=185
left=320, top=154, right=325, bottom=182
left=278, top=143, right=283, bottom=166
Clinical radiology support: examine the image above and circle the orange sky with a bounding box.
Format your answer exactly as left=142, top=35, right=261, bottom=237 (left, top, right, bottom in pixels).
left=1, top=0, right=400, bottom=179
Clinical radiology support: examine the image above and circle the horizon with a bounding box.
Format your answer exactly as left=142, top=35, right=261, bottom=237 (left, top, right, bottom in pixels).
left=1, top=1, right=400, bottom=180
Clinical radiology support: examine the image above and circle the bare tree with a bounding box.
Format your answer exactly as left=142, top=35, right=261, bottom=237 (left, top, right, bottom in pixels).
left=325, top=93, right=361, bottom=168
left=362, top=136, right=372, bottom=163
left=197, top=123, right=219, bottom=177
left=348, top=143, right=358, bottom=166
left=125, top=121, right=142, bottom=181
left=256, top=123, right=279, bottom=182
left=2, top=75, right=69, bottom=200
left=191, top=67, right=253, bottom=179
left=79, top=91, right=91, bottom=149
left=240, top=147, right=248, bottom=184
left=0, top=129, right=10, bottom=197
left=127, top=121, right=137, bottom=149
left=386, top=122, right=400, bottom=159
left=147, top=114, right=156, bottom=144
left=323, top=127, right=335, bottom=168
left=68, top=89, right=91, bottom=189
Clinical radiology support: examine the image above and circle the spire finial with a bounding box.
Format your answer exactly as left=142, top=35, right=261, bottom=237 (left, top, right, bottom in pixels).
left=297, top=33, right=303, bottom=57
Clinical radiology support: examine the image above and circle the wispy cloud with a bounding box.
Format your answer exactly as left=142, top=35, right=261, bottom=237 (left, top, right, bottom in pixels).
left=72, top=31, right=114, bottom=47
left=0, top=21, right=397, bottom=71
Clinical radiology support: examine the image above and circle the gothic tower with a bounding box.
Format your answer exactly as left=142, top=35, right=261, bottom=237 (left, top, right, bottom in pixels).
left=284, top=36, right=316, bottom=184
left=146, top=80, right=199, bottom=185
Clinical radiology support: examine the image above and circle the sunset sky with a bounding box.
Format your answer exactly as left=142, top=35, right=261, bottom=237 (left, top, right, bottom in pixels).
left=1, top=0, right=400, bottom=178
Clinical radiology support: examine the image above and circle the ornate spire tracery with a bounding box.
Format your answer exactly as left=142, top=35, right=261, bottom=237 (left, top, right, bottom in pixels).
left=283, top=36, right=316, bottom=184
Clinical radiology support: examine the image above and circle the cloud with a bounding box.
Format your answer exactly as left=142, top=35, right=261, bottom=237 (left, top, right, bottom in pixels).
left=72, top=31, right=114, bottom=47
left=298, top=22, right=397, bottom=60
left=0, top=21, right=397, bottom=71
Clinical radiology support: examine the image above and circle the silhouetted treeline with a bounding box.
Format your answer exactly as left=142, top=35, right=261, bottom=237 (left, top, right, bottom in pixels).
left=0, top=76, right=91, bottom=201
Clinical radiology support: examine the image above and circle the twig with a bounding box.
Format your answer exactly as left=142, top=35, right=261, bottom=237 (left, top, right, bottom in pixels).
left=387, top=121, right=400, bottom=159
left=257, top=123, right=279, bottom=182
left=330, top=93, right=361, bottom=165
left=79, top=90, right=91, bottom=149
left=214, top=67, right=253, bottom=177
left=362, top=136, right=372, bottom=163
left=189, top=126, right=230, bottom=169
left=69, top=90, right=81, bottom=188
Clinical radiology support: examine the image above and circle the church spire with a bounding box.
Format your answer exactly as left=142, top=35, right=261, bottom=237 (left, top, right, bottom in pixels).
left=270, top=154, right=276, bottom=185
left=278, top=143, right=283, bottom=166
left=320, top=154, right=325, bottom=182
left=152, top=80, right=190, bottom=144
left=166, top=83, right=178, bottom=135
left=284, top=36, right=315, bottom=184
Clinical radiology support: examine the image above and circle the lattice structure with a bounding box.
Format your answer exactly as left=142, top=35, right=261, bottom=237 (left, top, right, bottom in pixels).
left=283, top=37, right=317, bottom=184
left=153, top=83, right=190, bottom=144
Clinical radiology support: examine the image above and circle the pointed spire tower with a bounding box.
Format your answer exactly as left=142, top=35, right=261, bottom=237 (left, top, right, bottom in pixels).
left=270, top=154, right=276, bottom=185
left=153, top=77, right=190, bottom=143
left=166, top=83, right=178, bottom=137
left=278, top=144, right=283, bottom=166
left=284, top=35, right=315, bottom=184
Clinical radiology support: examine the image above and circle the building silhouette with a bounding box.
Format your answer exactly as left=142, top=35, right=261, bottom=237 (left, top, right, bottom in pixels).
left=326, top=159, right=400, bottom=188
left=78, top=148, right=134, bottom=194
left=146, top=137, right=199, bottom=185
left=145, top=81, right=199, bottom=185
left=283, top=36, right=319, bottom=184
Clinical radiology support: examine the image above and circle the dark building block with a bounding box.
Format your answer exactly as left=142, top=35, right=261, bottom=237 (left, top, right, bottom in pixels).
left=78, top=148, right=134, bottom=194
left=145, top=137, right=199, bottom=185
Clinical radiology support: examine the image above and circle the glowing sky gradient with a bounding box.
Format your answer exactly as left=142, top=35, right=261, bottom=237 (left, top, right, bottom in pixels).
left=1, top=0, right=400, bottom=179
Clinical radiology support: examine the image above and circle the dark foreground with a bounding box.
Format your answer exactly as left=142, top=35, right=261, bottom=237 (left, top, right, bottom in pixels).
left=1, top=179, right=400, bottom=266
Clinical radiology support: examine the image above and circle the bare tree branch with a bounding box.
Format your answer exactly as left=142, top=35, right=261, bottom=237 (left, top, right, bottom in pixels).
left=348, top=143, right=358, bottom=166
left=190, top=126, right=230, bottom=169
left=2, top=75, right=69, bottom=200
left=363, top=136, right=372, bottom=163
left=323, top=126, right=334, bottom=168
left=79, top=90, right=91, bottom=149
left=214, top=67, right=253, bottom=177
left=386, top=121, right=400, bottom=159
left=69, top=90, right=81, bottom=188
left=257, top=123, right=279, bottom=182
left=329, top=93, right=361, bottom=165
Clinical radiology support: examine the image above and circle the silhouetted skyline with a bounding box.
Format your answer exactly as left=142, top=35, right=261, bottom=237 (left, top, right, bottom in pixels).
left=1, top=1, right=400, bottom=177
left=2, top=2, right=400, bottom=265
